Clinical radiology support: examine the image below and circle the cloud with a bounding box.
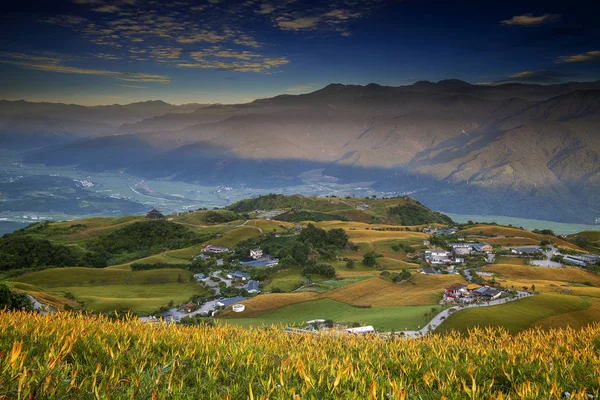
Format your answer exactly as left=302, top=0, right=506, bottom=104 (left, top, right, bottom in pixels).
left=501, top=13, right=561, bottom=27
left=556, top=50, right=600, bottom=64
left=287, top=84, right=313, bottom=92
left=93, top=5, right=121, bottom=13
left=118, top=84, right=147, bottom=89
left=0, top=52, right=170, bottom=83
left=178, top=47, right=288, bottom=72
left=90, top=52, right=121, bottom=60
left=43, top=15, right=88, bottom=27
left=495, top=70, right=573, bottom=83
left=257, top=0, right=383, bottom=35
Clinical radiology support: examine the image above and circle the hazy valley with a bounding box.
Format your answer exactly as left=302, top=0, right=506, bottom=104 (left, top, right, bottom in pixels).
left=2, top=80, right=600, bottom=226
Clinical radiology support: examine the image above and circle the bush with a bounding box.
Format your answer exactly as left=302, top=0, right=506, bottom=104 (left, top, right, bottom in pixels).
left=0, top=282, right=34, bottom=311
left=362, top=252, right=377, bottom=267
left=302, top=263, right=336, bottom=278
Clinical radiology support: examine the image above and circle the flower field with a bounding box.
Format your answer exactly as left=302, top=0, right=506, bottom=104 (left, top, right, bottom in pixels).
left=1, top=311, right=599, bottom=399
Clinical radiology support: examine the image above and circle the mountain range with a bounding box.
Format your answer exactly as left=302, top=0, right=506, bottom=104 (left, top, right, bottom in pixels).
left=2, top=79, right=600, bottom=223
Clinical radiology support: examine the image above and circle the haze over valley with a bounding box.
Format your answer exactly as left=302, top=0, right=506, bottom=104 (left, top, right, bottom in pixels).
left=2, top=79, right=600, bottom=228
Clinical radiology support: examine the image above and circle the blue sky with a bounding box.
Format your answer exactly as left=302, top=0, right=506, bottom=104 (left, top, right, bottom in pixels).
left=1, top=0, right=599, bottom=105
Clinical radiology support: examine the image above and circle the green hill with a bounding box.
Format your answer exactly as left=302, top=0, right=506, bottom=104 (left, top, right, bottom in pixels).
left=228, top=194, right=453, bottom=225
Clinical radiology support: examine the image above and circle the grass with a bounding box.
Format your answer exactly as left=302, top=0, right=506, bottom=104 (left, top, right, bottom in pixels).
left=222, top=298, right=441, bottom=331
left=46, top=283, right=209, bottom=314
left=532, top=297, right=600, bottom=330
left=262, top=268, right=328, bottom=292
left=10, top=267, right=209, bottom=314
left=437, top=294, right=591, bottom=334
left=483, top=264, right=600, bottom=287
left=3, top=312, right=600, bottom=399
left=211, top=226, right=263, bottom=248
left=495, top=256, right=528, bottom=265
left=325, top=274, right=467, bottom=307
left=459, top=224, right=583, bottom=251
left=485, top=238, right=540, bottom=246
left=219, top=292, right=320, bottom=318
left=11, top=267, right=195, bottom=287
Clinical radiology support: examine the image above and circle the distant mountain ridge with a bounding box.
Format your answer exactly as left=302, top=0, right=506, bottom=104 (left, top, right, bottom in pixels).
left=3, top=80, right=600, bottom=223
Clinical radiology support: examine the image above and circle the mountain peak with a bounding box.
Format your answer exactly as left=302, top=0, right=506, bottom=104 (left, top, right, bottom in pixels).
left=436, top=79, right=472, bottom=86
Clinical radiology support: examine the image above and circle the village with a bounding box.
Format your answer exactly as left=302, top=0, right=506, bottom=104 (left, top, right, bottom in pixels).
left=140, top=221, right=597, bottom=332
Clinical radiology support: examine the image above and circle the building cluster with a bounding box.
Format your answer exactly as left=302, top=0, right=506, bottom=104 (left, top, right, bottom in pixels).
left=562, top=254, right=599, bottom=267
left=422, top=227, right=457, bottom=236
left=443, top=283, right=501, bottom=304
left=420, top=241, right=493, bottom=274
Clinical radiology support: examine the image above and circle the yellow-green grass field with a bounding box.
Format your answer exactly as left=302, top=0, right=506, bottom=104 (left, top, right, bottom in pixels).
left=494, top=256, right=528, bottom=265
left=481, top=264, right=600, bottom=300
left=44, top=283, right=209, bottom=313
left=219, top=292, right=320, bottom=318
left=485, top=237, right=540, bottom=246
left=223, top=298, right=442, bottom=331
left=11, top=267, right=195, bottom=287
left=437, top=294, right=592, bottom=334
left=211, top=226, right=263, bottom=248
left=262, top=268, right=329, bottom=292
left=20, top=216, right=143, bottom=243
left=325, top=274, right=466, bottom=307
left=460, top=225, right=583, bottom=251
left=10, top=267, right=209, bottom=313
left=241, top=219, right=297, bottom=233
left=11, top=282, right=79, bottom=310
left=532, top=297, right=600, bottom=330
left=482, top=264, right=600, bottom=287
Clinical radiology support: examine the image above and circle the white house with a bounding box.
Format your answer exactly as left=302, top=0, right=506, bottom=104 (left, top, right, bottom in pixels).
left=250, top=248, right=263, bottom=259
left=346, top=326, right=375, bottom=334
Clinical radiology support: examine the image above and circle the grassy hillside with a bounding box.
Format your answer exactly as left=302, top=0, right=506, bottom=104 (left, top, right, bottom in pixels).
left=438, top=294, right=591, bottom=334
left=223, top=298, right=441, bottom=331
left=11, top=267, right=210, bottom=314
left=1, top=312, right=599, bottom=399
left=228, top=194, right=454, bottom=225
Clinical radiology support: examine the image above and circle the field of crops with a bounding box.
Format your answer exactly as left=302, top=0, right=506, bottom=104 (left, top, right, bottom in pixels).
left=1, top=311, right=599, bottom=399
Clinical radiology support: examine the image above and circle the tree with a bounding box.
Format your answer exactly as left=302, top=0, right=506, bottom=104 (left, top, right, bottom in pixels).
left=362, top=252, right=377, bottom=267
left=346, top=259, right=355, bottom=269
left=0, top=282, right=34, bottom=311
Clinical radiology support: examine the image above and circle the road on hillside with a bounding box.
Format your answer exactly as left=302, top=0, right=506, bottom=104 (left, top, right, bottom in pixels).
left=164, top=271, right=233, bottom=320
left=531, top=246, right=563, bottom=267
left=398, top=291, right=534, bottom=338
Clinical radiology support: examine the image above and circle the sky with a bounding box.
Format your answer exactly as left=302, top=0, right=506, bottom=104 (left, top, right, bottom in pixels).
left=1, top=0, right=599, bottom=105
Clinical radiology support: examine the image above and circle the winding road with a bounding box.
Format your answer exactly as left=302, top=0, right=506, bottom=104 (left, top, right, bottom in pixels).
left=398, top=291, right=534, bottom=338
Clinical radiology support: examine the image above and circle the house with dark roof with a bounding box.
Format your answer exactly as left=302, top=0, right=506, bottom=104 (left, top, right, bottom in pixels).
left=217, top=296, right=247, bottom=307
left=240, top=255, right=279, bottom=267
left=436, top=228, right=457, bottom=236
left=473, top=286, right=501, bottom=300
left=562, top=256, right=587, bottom=267
left=146, top=209, right=164, bottom=220
left=245, top=280, right=260, bottom=293
left=227, top=271, right=250, bottom=281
